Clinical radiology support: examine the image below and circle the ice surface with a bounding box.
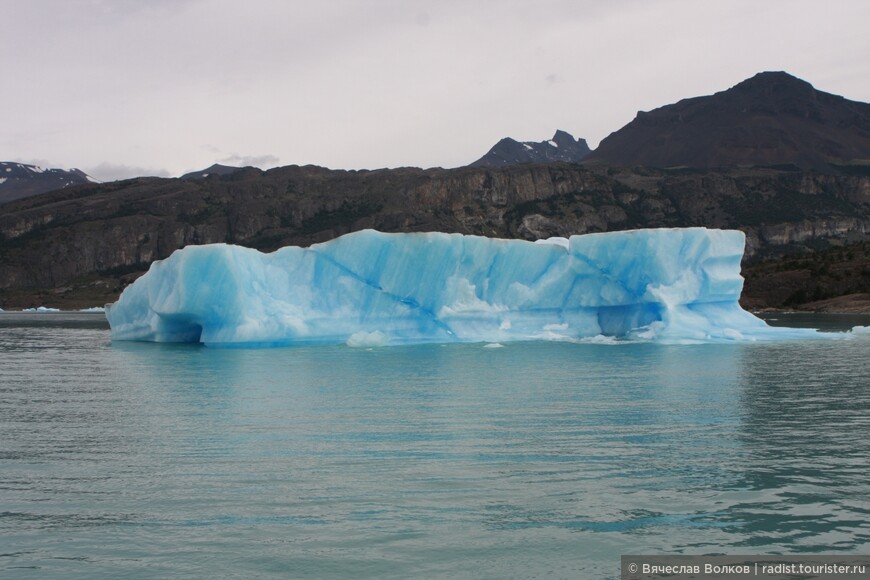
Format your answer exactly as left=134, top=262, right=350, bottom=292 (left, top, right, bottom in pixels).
left=852, top=325, right=870, bottom=335
left=534, top=237, right=569, bottom=250
left=106, top=228, right=836, bottom=347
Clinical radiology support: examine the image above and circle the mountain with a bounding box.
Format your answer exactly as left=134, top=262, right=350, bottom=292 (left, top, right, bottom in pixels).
left=588, top=71, right=870, bottom=169
left=0, top=162, right=95, bottom=203
left=1, top=163, right=868, bottom=309
left=469, top=130, right=591, bottom=167
left=180, top=163, right=244, bottom=180
left=3, top=71, right=870, bottom=310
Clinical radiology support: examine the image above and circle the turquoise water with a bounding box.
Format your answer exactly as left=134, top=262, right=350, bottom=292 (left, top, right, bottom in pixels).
left=1, top=313, right=869, bottom=578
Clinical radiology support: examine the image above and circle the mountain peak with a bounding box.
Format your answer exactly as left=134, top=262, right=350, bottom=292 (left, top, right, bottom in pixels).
left=727, top=70, right=818, bottom=99
left=469, top=130, right=591, bottom=168
left=180, top=163, right=243, bottom=180
left=588, top=71, right=870, bottom=169
left=738, top=70, right=805, bottom=85
left=0, top=162, right=95, bottom=204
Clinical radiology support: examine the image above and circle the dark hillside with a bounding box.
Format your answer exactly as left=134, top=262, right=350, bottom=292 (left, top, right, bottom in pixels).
left=0, top=162, right=94, bottom=203
left=588, top=72, right=870, bottom=170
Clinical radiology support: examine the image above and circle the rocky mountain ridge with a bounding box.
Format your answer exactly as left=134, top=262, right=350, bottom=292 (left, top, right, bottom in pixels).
left=588, top=71, right=870, bottom=170
left=180, top=163, right=244, bottom=180
left=1, top=163, right=868, bottom=308
left=470, top=130, right=591, bottom=168
left=0, top=162, right=95, bottom=204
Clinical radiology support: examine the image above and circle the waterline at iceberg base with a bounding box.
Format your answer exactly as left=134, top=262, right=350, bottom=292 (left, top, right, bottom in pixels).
left=106, top=228, right=830, bottom=347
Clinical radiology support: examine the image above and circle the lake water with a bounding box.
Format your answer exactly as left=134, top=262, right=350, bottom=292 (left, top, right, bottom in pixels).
left=1, top=312, right=869, bottom=578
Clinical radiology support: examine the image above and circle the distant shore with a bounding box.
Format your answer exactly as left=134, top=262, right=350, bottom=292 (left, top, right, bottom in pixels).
left=746, top=293, right=870, bottom=315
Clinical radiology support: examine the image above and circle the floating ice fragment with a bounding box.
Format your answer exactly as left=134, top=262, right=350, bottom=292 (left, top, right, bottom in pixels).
left=346, top=330, right=389, bottom=348
left=106, top=228, right=840, bottom=347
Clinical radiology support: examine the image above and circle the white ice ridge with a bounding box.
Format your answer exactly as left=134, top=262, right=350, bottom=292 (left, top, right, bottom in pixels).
left=105, top=228, right=833, bottom=346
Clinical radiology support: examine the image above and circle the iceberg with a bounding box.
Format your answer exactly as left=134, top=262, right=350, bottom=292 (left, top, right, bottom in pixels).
left=106, top=228, right=831, bottom=346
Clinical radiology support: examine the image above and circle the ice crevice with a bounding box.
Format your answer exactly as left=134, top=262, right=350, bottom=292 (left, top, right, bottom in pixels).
left=309, top=248, right=457, bottom=339
left=105, top=228, right=841, bottom=346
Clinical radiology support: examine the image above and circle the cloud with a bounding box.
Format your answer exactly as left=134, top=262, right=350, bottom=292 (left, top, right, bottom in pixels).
left=4, top=1, right=870, bottom=173
left=217, top=153, right=281, bottom=169
left=85, top=162, right=171, bottom=182
left=79, top=0, right=202, bottom=18
left=12, top=157, right=57, bottom=169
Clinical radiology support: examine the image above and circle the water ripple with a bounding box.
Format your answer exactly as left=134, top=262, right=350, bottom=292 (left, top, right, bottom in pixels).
left=1, top=313, right=869, bottom=577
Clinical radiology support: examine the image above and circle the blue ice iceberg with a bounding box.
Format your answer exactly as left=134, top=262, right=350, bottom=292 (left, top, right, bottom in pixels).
left=106, top=228, right=830, bottom=346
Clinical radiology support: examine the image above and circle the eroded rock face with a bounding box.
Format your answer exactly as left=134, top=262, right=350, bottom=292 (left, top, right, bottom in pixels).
left=1, top=164, right=869, bottom=307
left=758, top=218, right=868, bottom=246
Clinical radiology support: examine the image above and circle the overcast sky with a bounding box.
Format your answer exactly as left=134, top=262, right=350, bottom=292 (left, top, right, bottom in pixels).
left=3, top=0, right=869, bottom=181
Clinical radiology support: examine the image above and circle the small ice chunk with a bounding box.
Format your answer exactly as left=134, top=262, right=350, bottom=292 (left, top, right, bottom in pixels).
left=346, top=330, right=389, bottom=347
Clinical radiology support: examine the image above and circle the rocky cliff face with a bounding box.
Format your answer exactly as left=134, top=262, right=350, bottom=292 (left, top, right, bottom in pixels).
left=2, top=163, right=869, bottom=308
left=742, top=241, right=870, bottom=310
